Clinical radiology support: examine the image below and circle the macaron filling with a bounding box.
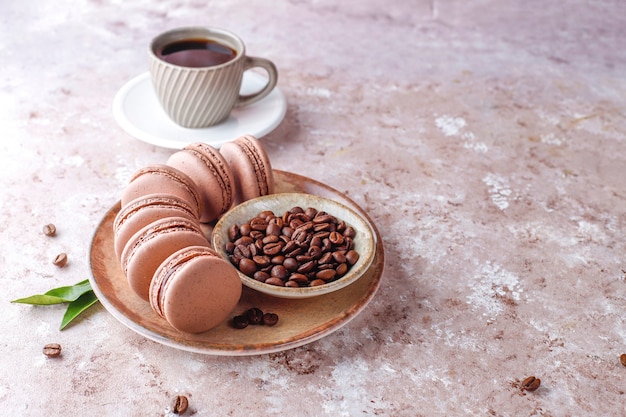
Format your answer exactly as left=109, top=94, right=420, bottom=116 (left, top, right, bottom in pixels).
left=114, top=194, right=199, bottom=234
left=126, top=165, right=202, bottom=213
left=236, top=136, right=270, bottom=196
left=121, top=219, right=204, bottom=276
left=185, top=144, right=234, bottom=215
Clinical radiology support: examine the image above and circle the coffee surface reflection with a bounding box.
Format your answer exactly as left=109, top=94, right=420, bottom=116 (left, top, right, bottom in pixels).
left=157, top=39, right=237, bottom=68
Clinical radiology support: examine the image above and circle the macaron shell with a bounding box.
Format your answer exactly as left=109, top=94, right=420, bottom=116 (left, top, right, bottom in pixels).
left=120, top=164, right=203, bottom=214
left=150, top=245, right=222, bottom=318
left=220, top=135, right=274, bottom=203
left=113, top=193, right=200, bottom=261
left=153, top=246, right=242, bottom=333
left=167, top=143, right=235, bottom=223
left=120, top=217, right=209, bottom=301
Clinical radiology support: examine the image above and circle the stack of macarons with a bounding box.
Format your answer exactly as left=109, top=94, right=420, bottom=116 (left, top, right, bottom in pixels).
left=112, top=135, right=275, bottom=333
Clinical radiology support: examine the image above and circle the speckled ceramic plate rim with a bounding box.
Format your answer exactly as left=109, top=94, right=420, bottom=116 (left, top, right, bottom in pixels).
left=212, top=193, right=376, bottom=299
left=89, top=170, right=384, bottom=355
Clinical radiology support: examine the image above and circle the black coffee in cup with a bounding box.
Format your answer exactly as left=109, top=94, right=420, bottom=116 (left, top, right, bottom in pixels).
left=157, top=38, right=237, bottom=68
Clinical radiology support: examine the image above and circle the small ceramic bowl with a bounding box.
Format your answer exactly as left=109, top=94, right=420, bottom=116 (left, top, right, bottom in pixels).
left=212, top=193, right=376, bottom=299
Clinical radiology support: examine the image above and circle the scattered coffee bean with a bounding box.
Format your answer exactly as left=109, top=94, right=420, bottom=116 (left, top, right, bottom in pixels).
left=246, top=307, right=264, bottom=325
left=262, top=312, right=279, bottom=326
left=43, top=343, right=62, bottom=358
left=232, top=315, right=249, bottom=329
left=521, top=376, right=541, bottom=391
left=232, top=307, right=279, bottom=329
left=225, top=207, right=359, bottom=288
left=620, top=353, right=626, bottom=367
left=53, top=253, right=68, bottom=267
left=173, top=395, right=188, bottom=415
left=42, top=223, right=56, bottom=237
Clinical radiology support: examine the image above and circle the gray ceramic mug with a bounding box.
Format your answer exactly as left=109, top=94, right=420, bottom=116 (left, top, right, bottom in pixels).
left=149, top=27, right=278, bottom=128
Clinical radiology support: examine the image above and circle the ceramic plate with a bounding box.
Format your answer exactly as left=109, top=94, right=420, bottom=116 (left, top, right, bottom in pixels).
left=212, top=193, right=376, bottom=299
left=89, top=170, right=384, bottom=355
left=112, top=71, right=287, bottom=149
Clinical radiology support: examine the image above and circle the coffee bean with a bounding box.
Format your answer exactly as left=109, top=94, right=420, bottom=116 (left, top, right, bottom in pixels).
left=329, top=231, right=344, bottom=245
left=289, top=273, right=308, bottom=284
left=250, top=217, right=267, bottom=231
left=316, top=269, right=337, bottom=281
left=262, top=312, right=279, bottom=326
left=227, top=224, right=240, bottom=241
left=232, top=315, right=249, bottom=329
left=234, top=236, right=254, bottom=247
left=318, top=252, right=333, bottom=264
left=53, top=253, right=68, bottom=267
left=263, top=241, right=283, bottom=256
left=266, top=221, right=282, bottom=237
left=246, top=307, right=264, bottom=325
left=345, top=249, right=360, bottom=265
left=234, top=244, right=251, bottom=259
left=224, top=207, right=360, bottom=288
left=620, top=353, right=626, bottom=367
left=173, top=395, right=188, bottom=414
left=43, top=343, right=62, bottom=358
left=304, top=207, right=318, bottom=219
left=42, top=223, right=56, bottom=237
left=252, top=255, right=271, bottom=268
left=249, top=230, right=264, bottom=240
left=271, top=255, right=285, bottom=265
left=307, top=245, right=323, bottom=259
left=238, top=258, right=257, bottom=276
left=270, top=265, right=289, bottom=280
left=265, top=277, right=285, bottom=286
left=253, top=271, right=270, bottom=282
left=521, top=376, right=541, bottom=391
left=239, top=223, right=251, bottom=236
left=336, top=263, right=348, bottom=276
left=297, top=260, right=316, bottom=274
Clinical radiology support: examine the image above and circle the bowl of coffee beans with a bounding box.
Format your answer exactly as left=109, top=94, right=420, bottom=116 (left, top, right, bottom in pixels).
left=212, top=193, right=376, bottom=299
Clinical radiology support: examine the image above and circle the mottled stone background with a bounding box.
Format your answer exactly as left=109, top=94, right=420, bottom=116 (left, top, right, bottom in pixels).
left=1, top=0, right=625, bottom=415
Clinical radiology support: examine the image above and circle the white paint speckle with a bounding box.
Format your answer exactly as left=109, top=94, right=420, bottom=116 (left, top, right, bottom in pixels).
left=466, top=262, right=523, bottom=318
left=540, top=133, right=563, bottom=145
left=463, top=141, right=489, bottom=153
left=321, top=357, right=389, bottom=416
left=435, top=115, right=466, bottom=136
left=482, top=173, right=512, bottom=210
left=306, top=87, right=332, bottom=98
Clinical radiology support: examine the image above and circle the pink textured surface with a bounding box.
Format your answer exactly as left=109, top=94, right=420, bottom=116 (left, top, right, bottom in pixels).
left=1, top=0, right=625, bottom=415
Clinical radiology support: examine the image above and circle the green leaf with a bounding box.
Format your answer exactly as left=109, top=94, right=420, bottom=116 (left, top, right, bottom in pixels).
left=60, top=290, right=99, bottom=330
left=11, top=279, right=92, bottom=305
left=45, top=279, right=92, bottom=301
left=11, top=294, right=74, bottom=305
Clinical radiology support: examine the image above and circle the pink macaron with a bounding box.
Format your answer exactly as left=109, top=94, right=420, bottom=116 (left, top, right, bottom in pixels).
left=219, top=135, right=274, bottom=204
left=120, top=217, right=209, bottom=301
left=167, top=142, right=235, bottom=223
left=150, top=246, right=242, bottom=333
left=120, top=164, right=203, bottom=214
left=112, top=193, right=201, bottom=261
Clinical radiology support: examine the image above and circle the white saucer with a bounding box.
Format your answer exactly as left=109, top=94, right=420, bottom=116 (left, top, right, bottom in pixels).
left=112, top=71, right=287, bottom=149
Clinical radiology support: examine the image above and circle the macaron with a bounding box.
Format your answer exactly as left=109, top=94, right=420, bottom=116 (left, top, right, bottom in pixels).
left=120, top=164, right=203, bottom=214
left=167, top=142, right=235, bottom=223
left=120, top=217, right=209, bottom=301
left=112, top=193, right=201, bottom=261
left=219, top=135, right=274, bottom=204
left=150, top=246, right=242, bottom=333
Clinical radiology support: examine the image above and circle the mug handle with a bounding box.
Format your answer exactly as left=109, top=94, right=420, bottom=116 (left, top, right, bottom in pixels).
left=235, top=56, right=278, bottom=107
